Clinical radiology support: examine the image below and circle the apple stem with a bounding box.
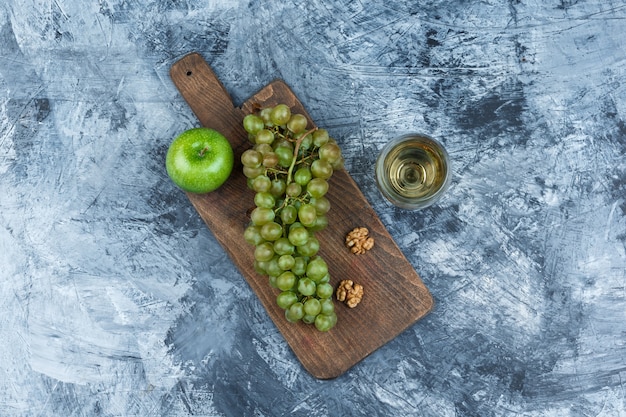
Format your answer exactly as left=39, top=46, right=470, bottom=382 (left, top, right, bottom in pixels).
left=198, top=146, right=209, bottom=157
left=287, top=127, right=317, bottom=184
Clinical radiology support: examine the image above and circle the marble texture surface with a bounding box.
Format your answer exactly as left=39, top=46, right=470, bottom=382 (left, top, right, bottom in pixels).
left=2, top=0, right=626, bottom=416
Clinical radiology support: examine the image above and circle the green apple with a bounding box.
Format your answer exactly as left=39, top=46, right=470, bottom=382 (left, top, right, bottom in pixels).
left=166, top=127, right=234, bottom=194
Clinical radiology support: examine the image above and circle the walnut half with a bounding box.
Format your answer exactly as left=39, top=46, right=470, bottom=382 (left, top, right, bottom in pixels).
left=336, top=279, right=364, bottom=308
left=345, top=227, right=374, bottom=255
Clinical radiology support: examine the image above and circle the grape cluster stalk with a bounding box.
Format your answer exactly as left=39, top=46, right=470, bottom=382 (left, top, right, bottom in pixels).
left=241, top=104, right=344, bottom=332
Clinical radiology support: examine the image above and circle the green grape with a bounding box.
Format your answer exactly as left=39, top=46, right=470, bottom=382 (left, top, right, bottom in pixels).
left=286, top=182, right=302, bottom=197
left=316, top=282, right=334, bottom=299
left=297, top=277, right=316, bottom=296
left=241, top=149, right=262, bottom=168
left=254, top=192, right=275, bottom=209
left=280, top=205, right=298, bottom=225
left=273, top=138, right=293, bottom=151
left=256, top=129, right=275, bottom=145
left=302, top=314, right=316, bottom=324
left=262, top=152, right=279, bottom=168
left=252, top=175, right=272, bottom=193
left=306, top=256, right=328, bottom=282
left=242, top=103, right=344, bottom=332
left=270, top=104, right=291, bottom=126
left=311, top=159, right=333, bottom=179
left=287, top=113, right=308, bottom=133
left=331, top=156, right=344, bottom=170
left=297, top=236, right=319, bottom=257
left=329, top=312, right=338, bottom=326
left=297, top=204, right=317, bottom=227
left=289, top=221, right=303, bottom=230
left=259, top=107, right=273, bottom=125
left=306, top=178, right=329, bottom=198
left=277, top=291, right=298, bottom=309
left=319, top=142, right=341, bottom=164
left=254, top=260, right=267, bottom=275
left=318, top=273, right=330, bottom=284
left=243, top=165, right=265, bottom=179
left=276, top=271, right=296, bottom=291
left=273, top=237, right=295, bottom=255
left=243, top=114, right=264, bottom=134
left=311, top=196, right=330, bottom=215
left=254, top=242, right=274, bottom=262
left=308, top=215, right=328, bottom=232
left=320, top=298, right=335, bottom=315
left=269, top=274, right=278, bottom=288
left=312, top=129, right=329, bottom=147
left=254, top=143, right=273, bottom=154
left=292, top=256, right=307, bottom=276
left=244, top=225, right=264, bottom=246
left=285, top=302, right=304, bottom=323
left=265, top=257, right=282, bottom=277
left=269, top=178, right=286, bottom=197
left=275, top=146, right=293, bottom=168
left=303, top=298, right=321, bottom=316
left=288, top=225, right=309, bottom=246
left=296, top=132, right=313, bottom=152
left=314, top=312, right=337, bottom=331
left=260, top=221, right=282, bottom=241
left=250, top=207, right=275, bottom=225
left=294, top=167, right=312, bottom=186
left=277, top=254, right=295, bottom=271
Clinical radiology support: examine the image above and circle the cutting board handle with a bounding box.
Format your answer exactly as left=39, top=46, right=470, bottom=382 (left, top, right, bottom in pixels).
left=170, top=53, right=246, bottom=148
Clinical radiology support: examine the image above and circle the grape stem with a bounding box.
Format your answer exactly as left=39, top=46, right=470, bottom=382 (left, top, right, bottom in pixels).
left=287, top=127, right=317, bottom=184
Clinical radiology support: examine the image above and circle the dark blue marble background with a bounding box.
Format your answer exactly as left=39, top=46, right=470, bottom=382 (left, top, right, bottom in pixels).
left=1, top=1, right=625, bottom=416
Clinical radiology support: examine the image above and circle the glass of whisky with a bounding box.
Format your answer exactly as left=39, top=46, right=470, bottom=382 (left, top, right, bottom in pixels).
left=375, top=133, right=451, bottom=210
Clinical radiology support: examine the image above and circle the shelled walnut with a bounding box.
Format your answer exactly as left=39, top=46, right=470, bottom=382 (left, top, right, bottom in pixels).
left=336, top=279, right=364, bottom=308
left=345, top=227, right=374, bottom=255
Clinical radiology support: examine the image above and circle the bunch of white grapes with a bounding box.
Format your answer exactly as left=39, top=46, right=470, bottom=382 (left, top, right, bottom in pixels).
left=241, top=104, right=343, bottom=332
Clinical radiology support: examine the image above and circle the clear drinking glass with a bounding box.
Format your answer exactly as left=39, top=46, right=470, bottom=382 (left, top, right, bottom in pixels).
left=375, top=133, right=451, bottom=210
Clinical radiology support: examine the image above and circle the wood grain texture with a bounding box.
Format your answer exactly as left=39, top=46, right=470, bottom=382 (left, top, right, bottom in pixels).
left=170, top=52, right=433, bottom=379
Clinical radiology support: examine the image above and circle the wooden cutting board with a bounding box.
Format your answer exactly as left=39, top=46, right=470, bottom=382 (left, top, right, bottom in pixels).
left=169, top=52, right=433, bottom=379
